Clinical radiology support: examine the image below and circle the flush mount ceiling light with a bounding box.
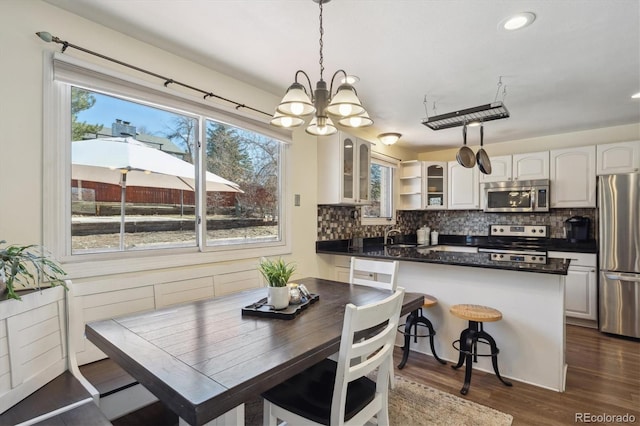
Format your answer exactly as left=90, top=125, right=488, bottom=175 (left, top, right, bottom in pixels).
left=499, top=12, right=536, bottom=31
left=270, top=0, right=372, bottom=136
left=632, top=92, right=640, bottom=99
left=378, top=132, right=402, bottom=146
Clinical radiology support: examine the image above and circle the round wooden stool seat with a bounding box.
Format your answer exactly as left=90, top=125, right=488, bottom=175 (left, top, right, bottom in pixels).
left=450, top=304, right=502, bottom=323
left=422, top=294, right=438, bottom=308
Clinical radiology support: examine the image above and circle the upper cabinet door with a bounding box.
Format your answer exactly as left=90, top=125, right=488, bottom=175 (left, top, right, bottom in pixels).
left=342, top=135, right=356, bottom=202
left=597, top=141, right=640, bottom=175
left=512, top=151, right=549, bottom=181
left=479, top=155, right=512, bottom=183
left=357, top=139, right=371, bottom=204
left=550, top=146, right=596, bottom=208
left=447, top=161, right=480, bottom=210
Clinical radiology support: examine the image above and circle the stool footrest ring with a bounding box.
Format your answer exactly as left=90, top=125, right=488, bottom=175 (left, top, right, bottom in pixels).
left=452, top=338, right=500, bottom=357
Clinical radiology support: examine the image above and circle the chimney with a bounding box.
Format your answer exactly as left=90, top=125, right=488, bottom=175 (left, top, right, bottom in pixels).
left=112, top=119, right=137, bottom=138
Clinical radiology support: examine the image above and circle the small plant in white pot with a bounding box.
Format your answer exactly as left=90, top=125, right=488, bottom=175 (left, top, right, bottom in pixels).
left=0, top=240, right=67, bottom=301
left=258, top=257, right=296, bottom=310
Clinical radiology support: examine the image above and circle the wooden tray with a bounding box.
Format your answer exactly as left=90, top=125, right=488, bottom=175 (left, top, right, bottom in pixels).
left=242, top=294, right=320, bottom=320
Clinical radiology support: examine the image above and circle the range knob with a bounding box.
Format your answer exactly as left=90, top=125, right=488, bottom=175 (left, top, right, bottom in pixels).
left=499, top=228, right=504, bottom=232
left=532, top=256, right=537, bottom=261
left=531, top=229, right=537, bottom=233
left=539, top=228, right=545, bottom=234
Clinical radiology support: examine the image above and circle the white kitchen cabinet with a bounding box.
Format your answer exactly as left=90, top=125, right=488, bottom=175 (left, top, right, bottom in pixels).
left=447, top=161, right=480, bottom=209
left=424, top=162, right=448, bottom=209
left=550, top=146, right=596, bottom=208
left=480, top=151, right=548, bottom=183
left=398, top=161, right=447, bottom=210
left=548, top=251, right=597, bottom=326
left=318, top=132, right=371, bottom=205
left=596, top=140, right=640, bottom=175
left=398, top=160, right=423, bottom=210
left=479, top=155, right=512, bottom=182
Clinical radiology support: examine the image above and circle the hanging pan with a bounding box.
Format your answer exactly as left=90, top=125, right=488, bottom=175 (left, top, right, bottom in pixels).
left=476, top=123, right=492, bottom=175
left=456, top=123, right=476, bottom=168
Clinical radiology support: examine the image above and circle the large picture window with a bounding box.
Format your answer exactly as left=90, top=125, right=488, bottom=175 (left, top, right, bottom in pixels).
left=46, top=54, right=288, bottom=266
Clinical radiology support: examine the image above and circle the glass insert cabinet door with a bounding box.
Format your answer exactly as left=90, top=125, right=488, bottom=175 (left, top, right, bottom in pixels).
left=358, top=141, right=370, bottom=203
left=342, top=136, right=354, bottom=200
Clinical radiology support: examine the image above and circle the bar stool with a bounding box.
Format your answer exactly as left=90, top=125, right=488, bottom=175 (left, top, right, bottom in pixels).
left=397, top=294, right=447, bottom=369
left=450, top=304, right=513, bottom=395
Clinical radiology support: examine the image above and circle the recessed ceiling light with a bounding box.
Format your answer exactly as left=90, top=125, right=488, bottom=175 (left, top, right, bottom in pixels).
left=632, top=92, right=640, bottom=99
left=500, top=12, right=536, bottom=31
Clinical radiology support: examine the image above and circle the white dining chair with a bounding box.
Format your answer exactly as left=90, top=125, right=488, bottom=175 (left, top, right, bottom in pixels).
left=348, top=257, right=399, bottom=388
left=262, top=287, right=405, bottom=426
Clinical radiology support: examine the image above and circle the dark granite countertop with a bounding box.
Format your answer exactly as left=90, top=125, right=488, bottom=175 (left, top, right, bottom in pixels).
left=316, top=237, right=571, bottom=275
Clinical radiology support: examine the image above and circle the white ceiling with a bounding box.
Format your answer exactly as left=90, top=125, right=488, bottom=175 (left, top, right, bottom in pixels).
left=44, top=0, right=640, bottom=152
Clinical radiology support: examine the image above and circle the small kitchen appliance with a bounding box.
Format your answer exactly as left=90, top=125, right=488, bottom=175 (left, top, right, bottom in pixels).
left=599, top=173, right=640, bottom=338
left=564, top=216, right=591, bottom=242
left=478, top=225, right=549, bottom=264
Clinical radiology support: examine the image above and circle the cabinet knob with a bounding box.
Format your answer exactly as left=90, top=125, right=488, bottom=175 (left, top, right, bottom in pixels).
left=591, top=269, right=595, bottom=273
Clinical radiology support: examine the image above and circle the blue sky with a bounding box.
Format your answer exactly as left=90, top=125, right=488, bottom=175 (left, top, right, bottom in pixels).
left=76, top=90, right=184, bottom=137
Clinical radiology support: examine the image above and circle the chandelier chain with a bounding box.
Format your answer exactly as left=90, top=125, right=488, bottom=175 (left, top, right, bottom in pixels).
left=318, top=0, right=324, bottom=81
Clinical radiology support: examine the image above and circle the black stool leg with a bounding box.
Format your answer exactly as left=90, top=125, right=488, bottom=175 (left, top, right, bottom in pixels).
left=417, top=315, right=446, bottom=364
left=460, top=329, right=476, bottom=395
left=477, top=329, right=513, bottom=387
left=398, top=310, right=418, bottom=369
left=451, top=327, right=471, bottom=369
left=454, top=321, right=479, bottom=395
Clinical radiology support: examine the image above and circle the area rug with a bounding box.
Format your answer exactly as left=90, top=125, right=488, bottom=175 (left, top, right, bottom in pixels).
left=245, top=374, right=513, bottom=425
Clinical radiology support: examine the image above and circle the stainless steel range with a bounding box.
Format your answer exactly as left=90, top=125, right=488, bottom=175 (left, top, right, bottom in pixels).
left=479, top=225, right=549, bottom=264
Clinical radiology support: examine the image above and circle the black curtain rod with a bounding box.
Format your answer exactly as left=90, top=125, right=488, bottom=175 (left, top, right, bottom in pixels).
left=36, top=31, right=272, bottom=118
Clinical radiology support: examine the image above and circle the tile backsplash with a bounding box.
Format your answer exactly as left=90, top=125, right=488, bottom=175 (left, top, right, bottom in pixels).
left=317, top=206, right=597, bottom=241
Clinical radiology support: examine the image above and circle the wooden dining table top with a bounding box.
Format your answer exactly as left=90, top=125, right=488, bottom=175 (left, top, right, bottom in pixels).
left=85, top=277, right=424, bottom=426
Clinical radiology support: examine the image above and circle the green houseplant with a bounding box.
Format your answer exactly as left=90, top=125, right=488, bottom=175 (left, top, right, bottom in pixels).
left=258, top=258, right=296, bottom=309
left=0, top=240, right=67, bottom=301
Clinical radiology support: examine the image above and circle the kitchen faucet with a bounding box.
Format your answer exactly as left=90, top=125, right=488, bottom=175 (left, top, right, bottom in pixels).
left=384, top=226, right=401, bottom=245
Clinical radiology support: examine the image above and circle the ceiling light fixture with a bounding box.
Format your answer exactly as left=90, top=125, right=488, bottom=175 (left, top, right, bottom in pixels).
left=500, top=12, right=536, bottom=31
left=632, top=92, right=640, bottom=99
left=378, top=133, right=402, bottom=146
left=270, top=0, right=372, bottom=136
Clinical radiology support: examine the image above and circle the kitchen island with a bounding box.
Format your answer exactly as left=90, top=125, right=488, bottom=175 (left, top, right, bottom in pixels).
left=317, top=239, right=571, bottom=392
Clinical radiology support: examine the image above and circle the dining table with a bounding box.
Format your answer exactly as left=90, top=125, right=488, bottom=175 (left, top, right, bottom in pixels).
left=85, top=277, right=424, bottom=426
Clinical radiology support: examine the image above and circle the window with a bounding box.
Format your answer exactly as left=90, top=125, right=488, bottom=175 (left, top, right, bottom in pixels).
left=361, top=153, right=397, bottom=225
left=45, top=54, right=289, bottom=268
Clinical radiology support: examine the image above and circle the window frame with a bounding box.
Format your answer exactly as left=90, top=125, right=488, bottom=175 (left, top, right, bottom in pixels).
left=43, top=52, right=292, bottom=278
left=360, top=151, right=398, bottom=226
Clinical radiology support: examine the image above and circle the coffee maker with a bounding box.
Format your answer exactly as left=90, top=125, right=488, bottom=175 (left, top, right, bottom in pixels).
left=565, top=216, right=590, bottom=242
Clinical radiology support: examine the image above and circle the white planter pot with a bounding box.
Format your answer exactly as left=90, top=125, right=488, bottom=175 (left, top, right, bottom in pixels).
left=268, top=286, right=290, bottom=310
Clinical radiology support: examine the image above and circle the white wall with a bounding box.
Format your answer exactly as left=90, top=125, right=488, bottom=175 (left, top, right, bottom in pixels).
left=0, top=1, right=320, bottom=286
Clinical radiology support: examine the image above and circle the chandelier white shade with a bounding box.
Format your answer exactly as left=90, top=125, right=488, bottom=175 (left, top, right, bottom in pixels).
left=271, top=0, right=372, bottom=136
left=270, top=111, right=305, bottom=128
left=338, top=111, right=373, bottom=128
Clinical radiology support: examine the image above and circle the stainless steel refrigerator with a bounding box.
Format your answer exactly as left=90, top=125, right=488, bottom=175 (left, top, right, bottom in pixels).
left=598, top=173, right=640, bottom=338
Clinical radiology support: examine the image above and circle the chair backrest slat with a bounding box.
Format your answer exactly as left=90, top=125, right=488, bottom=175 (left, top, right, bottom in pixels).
left=349, top=257, right=399, bottom=291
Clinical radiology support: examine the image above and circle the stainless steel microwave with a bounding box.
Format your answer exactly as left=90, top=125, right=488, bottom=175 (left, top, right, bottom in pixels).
left=483, top=179, right=550, bottom=212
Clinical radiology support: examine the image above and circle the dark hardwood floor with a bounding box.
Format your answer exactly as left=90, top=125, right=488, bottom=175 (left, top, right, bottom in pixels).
left=113, top=325, right=639, bottom=425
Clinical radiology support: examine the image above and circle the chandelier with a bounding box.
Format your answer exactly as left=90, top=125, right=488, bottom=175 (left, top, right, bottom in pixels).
left=270, top=0, right=373, bottom=136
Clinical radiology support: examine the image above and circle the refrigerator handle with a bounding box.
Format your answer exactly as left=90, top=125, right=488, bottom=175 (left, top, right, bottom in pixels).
left=605, top=273, right=640, bottom=282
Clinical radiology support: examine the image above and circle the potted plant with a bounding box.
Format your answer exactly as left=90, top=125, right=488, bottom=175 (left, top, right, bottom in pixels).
left=0, top=240, right=67, bottom=301
left=258, top=257, right=296, bottom=310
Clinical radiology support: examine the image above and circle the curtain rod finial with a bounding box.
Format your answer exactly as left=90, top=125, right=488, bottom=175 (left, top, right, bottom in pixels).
left=36, top=31, right=53, bottom=42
